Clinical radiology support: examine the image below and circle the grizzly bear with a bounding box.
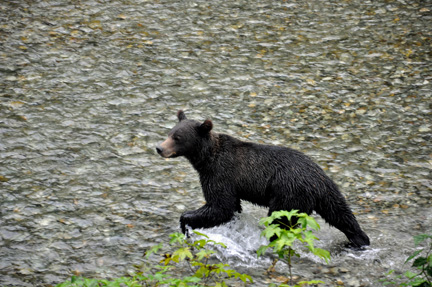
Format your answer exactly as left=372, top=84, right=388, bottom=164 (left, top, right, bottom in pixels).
left=156, top=110, right=370, bottom=248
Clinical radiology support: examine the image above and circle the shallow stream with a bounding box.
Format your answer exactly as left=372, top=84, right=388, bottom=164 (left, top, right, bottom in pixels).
left=1, top=0, right=431, bottom=286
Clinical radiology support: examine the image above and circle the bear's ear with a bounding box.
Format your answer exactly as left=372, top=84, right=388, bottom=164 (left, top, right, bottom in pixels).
left=198, top=119, right=213, bottom=135
left=177, top=110, right=187, bottom=122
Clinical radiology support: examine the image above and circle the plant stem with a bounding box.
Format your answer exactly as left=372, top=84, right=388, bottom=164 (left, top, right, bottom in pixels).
left=266, top=259, right=278, bottom=274
left=288, top=247, right=293, bottom=285
left=421, top=245, right=432, bottom=283
left=186, top=258, right=196, bottom=274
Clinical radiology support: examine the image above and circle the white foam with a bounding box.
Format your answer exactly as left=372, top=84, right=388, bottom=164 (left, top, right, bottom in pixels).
left=191, top=212, right=273, bottom=267
left=189, top=209, right=382, bottom=269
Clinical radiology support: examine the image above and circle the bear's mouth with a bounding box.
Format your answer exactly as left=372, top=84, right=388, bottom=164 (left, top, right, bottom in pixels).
left=161, top=151, right=177, bottom=158
left=156, top=148, right=176, bottom=158
left=156, top=140, right=178, bottom=158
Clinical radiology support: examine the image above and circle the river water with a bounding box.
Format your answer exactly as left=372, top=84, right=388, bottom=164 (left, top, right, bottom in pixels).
left=0, top=0, right=431, bottom=286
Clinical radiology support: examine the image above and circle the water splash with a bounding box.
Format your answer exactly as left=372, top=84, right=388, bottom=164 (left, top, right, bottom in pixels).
left=192, top=210, right=384, bottom=268
left=191, top=212, right=273, bottom=268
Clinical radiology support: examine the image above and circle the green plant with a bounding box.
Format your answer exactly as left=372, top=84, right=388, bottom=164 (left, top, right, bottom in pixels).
left=144, top=231, right=252, bottom=286
left=55, top=275, right=144, bottom=287
left=381, top=231, right=432, bottom=287
left=56, top=231, right=252, bottom=287
left=257, top=210, right=331, bottom=287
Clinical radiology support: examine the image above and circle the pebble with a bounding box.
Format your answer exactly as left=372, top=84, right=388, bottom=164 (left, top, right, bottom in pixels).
left=6, top=76, right=17, bottom=81
left=347, top=279, right=361, bottom=287
left=176, top=204, right=186, bottom=211
left=330, top=267, right=340, bottom=275
left=419, top=125, right=431, bottom=132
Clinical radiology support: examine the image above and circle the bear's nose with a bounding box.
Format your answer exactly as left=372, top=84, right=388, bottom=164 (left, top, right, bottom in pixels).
left=156, top=145, right=163, bottom=154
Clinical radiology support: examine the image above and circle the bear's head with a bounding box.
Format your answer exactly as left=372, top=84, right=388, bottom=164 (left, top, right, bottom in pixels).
left=156, top=110, right=213, bottom=158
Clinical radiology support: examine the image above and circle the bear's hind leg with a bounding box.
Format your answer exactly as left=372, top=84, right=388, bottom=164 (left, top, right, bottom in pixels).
left=327, top=211, right=370, bottom=248
left=315, top=196, right=370, bottom=248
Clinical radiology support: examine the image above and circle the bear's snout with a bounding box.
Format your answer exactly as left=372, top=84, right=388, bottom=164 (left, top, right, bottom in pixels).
left=156, top=138, right=177, bottom=158
left=156, top=145, right=163, bottom=155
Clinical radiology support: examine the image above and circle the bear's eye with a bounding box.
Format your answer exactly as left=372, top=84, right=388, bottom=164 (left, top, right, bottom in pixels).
left=173, top=135, right=181, bottom=141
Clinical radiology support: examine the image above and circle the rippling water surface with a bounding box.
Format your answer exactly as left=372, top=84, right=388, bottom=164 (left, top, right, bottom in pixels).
left=1, top=0, right=431, bottom=286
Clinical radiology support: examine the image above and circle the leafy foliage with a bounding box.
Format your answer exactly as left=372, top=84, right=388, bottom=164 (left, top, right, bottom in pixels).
left=56, top=231, right=252, bottom=287
left=257, top=210, right=330, bottom=287
left=381, top=231, right=432, bottom=287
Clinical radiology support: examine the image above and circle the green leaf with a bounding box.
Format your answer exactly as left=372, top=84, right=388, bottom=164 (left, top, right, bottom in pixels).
left=70, top=276, right=78, bottom=283
left=219, top=266, right=235, bottom=277
left=414, top=234, right=432, bottom=246
left=257, top=245, right=269, bottom=258
left=195, top=249, right=215, bottom=261
left=404, top=270, right=418, bottom=279
left=407, top=277, right=427, bottom=286
left=303, top=230, right=318, bottom=247
left=192, top=230, right=209, bottom=239
left=405, top=249, right=424, bottom=264
left=305, top=216, right=320, bottom=231
left=412, top=257, right=428, bottom=268
left=160, top=253, right=173, bottom=265
left=281, top=231, right=296, bottom=244
left=194, top=265, right=210, bottom=278
left=261, top=224, right=282, bottom=240
left=259, top=215, right=273, bottom=227
left=284, top=209, right=300, bottom=223
left=297, top=280, right=325, bottom=285
left=144, top=243, right=163, bottom=258
left=181, top=276, right=201, bottom=284
left=214, top=241, right=227, bottom=249
left=154, top=265, right=172, bottom=273
left=427, top=265, right=432, bottom=277
left=312, top=248, right=331, bottom=264
left=83, top=278, right=99, bottom=287
left=267, top=210, right=300, bottom=227
left=154, top=271, right=170, bottom=282
left=172, top=247, right=193, bottom=262
left=169, top=232, right=186, bottom=245
left=134, top=273, right=149, bottom=281
left=193, top=239, right=208, bottom=249
left=273, top=236, right=293, bottom=252
left=238, top=273, right=253, bottom=283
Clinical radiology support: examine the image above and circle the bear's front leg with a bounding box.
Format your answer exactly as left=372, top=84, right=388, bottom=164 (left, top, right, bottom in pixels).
left=180, top=210, right=197, bottom=235
left=180, top=204, right=235, bottom=235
